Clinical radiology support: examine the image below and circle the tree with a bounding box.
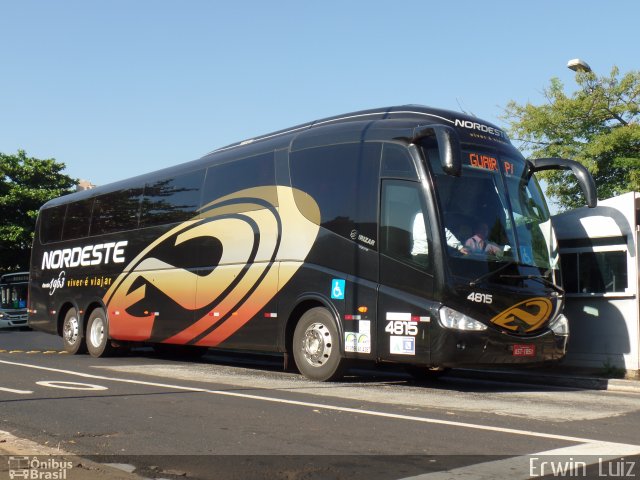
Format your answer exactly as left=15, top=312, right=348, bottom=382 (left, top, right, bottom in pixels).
left=503, top=66, right=640, bottom=210
left=0, top=150, right=77, bottom=271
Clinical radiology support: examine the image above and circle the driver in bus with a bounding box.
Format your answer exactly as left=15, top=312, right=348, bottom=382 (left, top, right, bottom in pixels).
left=465, top=221, right=504, bottom=257
left=412, top=213, right=469, bottom=257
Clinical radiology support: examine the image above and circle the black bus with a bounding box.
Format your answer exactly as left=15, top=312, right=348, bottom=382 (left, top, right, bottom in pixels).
left=28, top=105, right=596, bottom=381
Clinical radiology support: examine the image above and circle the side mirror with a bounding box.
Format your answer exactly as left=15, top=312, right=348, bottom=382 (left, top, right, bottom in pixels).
left=529, top=158, right=597, bottom=208
left=412, top=125, right=462, bottom=177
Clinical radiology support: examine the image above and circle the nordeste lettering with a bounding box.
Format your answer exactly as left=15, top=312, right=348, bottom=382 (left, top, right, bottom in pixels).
left=454, top=119, right=506, bottom=138
left=41, top=241, right=128, bottom=270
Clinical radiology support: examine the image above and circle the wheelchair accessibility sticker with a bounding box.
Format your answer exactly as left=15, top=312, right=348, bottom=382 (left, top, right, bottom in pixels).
left=331, top=279, right=345, bottom=300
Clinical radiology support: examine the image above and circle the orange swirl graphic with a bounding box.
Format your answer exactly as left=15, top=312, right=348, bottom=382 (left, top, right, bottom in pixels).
left=103, top=186, right=320, bottom=345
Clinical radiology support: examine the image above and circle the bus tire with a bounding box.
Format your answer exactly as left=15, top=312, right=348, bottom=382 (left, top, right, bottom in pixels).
left=292, top=307, right=345, bottom=382
left=86, top=308, right=114, bottom=358
left=62, top=308, right=86, bottom=354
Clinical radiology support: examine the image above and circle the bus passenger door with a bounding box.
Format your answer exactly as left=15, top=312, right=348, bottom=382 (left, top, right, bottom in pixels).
left=378, top=180, right=435, bottom=364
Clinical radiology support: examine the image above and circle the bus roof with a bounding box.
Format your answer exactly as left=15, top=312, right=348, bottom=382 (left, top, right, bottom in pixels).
left=207, top=105, right=509, bottom=155
left=0, top=272, right=29, bottom=283
left=41, top=105, right=511, bottom=209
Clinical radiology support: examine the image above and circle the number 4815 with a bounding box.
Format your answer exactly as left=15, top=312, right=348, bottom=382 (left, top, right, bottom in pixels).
left=467, top=292, right=492, bottom=304
left=385, top=321, right=418, bottom=336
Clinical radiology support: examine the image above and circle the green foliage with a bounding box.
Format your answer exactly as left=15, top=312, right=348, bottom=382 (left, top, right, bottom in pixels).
left=0, top=150, right=76, bottom=271
left=503, top=66, right=640, bottom=210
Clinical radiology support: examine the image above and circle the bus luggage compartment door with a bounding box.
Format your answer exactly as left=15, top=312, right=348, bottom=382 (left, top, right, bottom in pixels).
left=377, top=254, right=435, bottom=365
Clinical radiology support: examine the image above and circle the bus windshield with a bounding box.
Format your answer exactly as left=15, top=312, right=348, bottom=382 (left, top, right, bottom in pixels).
left=0, top=282, right=28, bottom=310
left=427, top=146, right=558, bottom=279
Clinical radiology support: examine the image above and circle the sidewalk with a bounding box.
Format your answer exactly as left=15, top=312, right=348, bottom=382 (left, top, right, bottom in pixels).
left=0, top=431, right=142, bottom=480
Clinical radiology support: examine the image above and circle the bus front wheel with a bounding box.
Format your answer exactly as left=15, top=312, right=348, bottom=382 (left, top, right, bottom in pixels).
left=62, top=308, right=86, bottom=354
left=293, top=307, right=345, bottom=382
left=86, top=308, right=114, bottom=358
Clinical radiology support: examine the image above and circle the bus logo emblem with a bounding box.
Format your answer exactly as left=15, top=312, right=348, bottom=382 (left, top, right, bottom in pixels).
left=102, top=186, right=320, bottom=345
left=490, top=297, right=553, bottom=333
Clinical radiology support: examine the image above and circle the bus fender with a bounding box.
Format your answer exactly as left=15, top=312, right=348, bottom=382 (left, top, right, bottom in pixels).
left=285, top=293, right=344, bottom=356
left=57, top=301, right=80, bottom=337
left=83, top=298, right=108, bottom=334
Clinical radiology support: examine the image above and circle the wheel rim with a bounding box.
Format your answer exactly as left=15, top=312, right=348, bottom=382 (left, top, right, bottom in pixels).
left=90, top=316, right=105, bottom=348
left=63, top=315, right=79, bottom=345
left=301, top=322, right=332, bottom=367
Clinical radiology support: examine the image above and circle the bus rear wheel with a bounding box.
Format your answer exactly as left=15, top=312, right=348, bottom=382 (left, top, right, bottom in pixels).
left=293, top=307, right=345, bottom=382
left=86, top=308, right=115, bottom=358
left=62, top=308, right=86, bottom=354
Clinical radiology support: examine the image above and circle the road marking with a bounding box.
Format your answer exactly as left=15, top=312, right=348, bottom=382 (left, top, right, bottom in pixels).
left=0, top=358, right=638, bottom=452
left=400, top=443, right=640, bottom=480
left=0, top=349, right=66, bottom=354
left=36, top=381, right=108, bottom=391
left=0, top=386, right=33, bottom=394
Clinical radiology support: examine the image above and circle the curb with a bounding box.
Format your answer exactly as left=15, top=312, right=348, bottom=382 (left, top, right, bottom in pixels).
left=450, top=368, right=640, bottom=393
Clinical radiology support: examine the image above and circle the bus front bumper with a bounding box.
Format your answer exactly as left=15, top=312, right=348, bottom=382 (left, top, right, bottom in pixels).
left=431, top=327, right=568, bottom=368
left=0, top=312, right=29, bottom=329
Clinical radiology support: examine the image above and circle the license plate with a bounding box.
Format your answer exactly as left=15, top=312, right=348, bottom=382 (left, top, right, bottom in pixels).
left=512, top=344, right=536, bottom=357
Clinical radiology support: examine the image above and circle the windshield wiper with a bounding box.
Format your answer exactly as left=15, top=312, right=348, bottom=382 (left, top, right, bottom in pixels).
left=499, top=274, right=565, bottom=294
left=469, top=260, right=517, bottom=287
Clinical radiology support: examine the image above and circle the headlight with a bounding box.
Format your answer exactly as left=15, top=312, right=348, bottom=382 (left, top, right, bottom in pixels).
left=0, top=312, right=5, bottom=319
left=439, top=306, right=487, bottom=331
left=549, top=314, right=569, bottom=336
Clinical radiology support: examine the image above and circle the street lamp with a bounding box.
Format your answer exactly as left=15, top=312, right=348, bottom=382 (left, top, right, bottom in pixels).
left=567, top=58, right=592, bottom=73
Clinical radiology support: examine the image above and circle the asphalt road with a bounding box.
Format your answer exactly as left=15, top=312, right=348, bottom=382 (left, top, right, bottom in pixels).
left=1, top=329, right=639, bottom=479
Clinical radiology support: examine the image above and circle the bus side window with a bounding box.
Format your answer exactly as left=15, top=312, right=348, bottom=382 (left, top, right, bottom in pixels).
left=290, top=142, right=381, bottom=247
left=91, top=188, right=143, bottom=236
left=141, top=169, right=205, bottom=227
left=61, top=199, right=93, bottom=241
left=201, top=152, right=276, bottom=207
left=380, top=181, right=431, bottom=270
left=40, top=205, right=66, bottom=244
left=381, top=143, right=419, bottom=180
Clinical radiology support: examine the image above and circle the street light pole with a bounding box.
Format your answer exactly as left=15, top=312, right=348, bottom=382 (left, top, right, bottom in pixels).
left=567, top=58, right=592, bottom=73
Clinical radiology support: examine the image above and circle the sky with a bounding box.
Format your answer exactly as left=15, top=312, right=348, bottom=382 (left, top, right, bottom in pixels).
left=1, top=0, right=638, bottom=188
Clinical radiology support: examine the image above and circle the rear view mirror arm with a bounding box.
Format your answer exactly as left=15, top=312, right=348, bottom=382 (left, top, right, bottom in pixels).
left=529, top=157, right=597, bottom=208
left=411, top=125, right=462, bottom=177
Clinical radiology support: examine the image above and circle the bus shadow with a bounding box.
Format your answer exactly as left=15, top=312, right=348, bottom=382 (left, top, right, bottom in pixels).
left=125, top=348, right=593, bottom=394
